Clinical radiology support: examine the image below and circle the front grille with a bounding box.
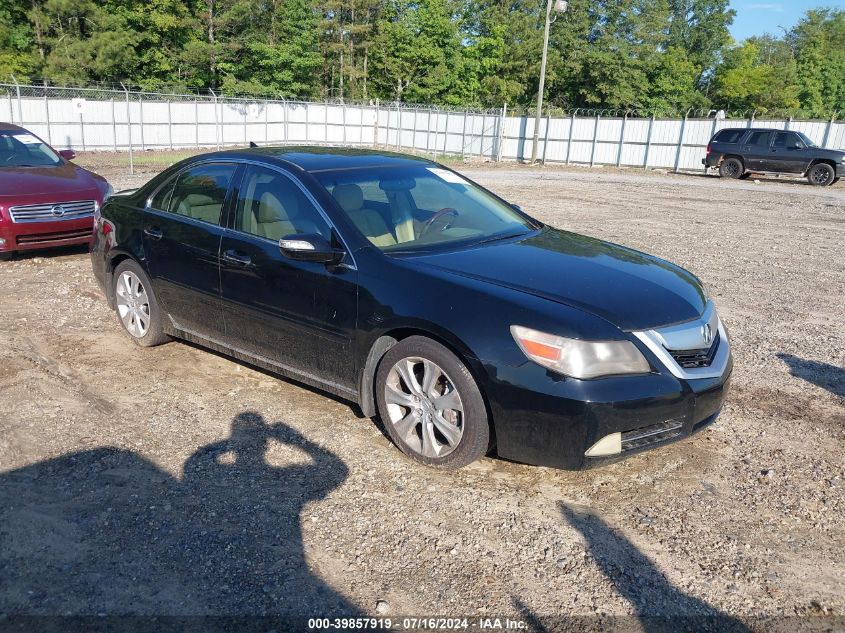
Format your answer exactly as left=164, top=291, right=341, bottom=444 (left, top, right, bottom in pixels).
left=667, top=333, right=720, bottom=369
left=16, top=228, right=92, bottom=245
left=621, top=418, right=684, bottom=452
left=9, top=200, right=96, bottom=223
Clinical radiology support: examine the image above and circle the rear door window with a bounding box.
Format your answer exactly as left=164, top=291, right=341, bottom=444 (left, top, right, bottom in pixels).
left=745, top=131, right=773, bottom=147
left=166, top=163, right=236, bottom=226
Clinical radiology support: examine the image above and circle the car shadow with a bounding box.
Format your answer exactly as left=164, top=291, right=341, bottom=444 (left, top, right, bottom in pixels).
left=777, top=353, right=845, bottom=398
left=0, top=411, right=360, bottom=621
left=512, top=504, right=752, bottom=632
left=1, top=243, right=91, bottom=261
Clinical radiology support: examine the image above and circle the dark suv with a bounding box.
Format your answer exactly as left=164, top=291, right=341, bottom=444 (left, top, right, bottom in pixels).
left=704, top=127, right=844, bottom=186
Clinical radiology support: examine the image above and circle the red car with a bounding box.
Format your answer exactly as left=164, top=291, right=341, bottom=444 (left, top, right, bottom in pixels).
left=0, top=122, right=112, bottom=260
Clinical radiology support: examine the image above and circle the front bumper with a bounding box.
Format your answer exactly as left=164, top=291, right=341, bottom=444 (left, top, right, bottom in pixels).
left=0, top=216, right=94, bottom=254
left=485, top=316, right=733, bottom=470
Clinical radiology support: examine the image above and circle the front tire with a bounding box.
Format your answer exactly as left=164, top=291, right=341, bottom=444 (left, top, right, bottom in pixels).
left=113, top=260, right=169, bottom=347
left=375, top=336, right=489, bottom=469
left=807, top=163, right=835, bottom=187
left=719, top=157, right=744, bottom=179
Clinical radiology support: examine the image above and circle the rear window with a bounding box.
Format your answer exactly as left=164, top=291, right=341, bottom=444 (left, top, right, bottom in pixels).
left=713, top=129, right=744, bottom=144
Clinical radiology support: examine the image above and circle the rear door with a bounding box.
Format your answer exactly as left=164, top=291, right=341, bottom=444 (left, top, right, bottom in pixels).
left=219, top=164, right=359, bottom=390
left=143, top=162, right=237, bottom=339
left=770, top=132, right=810, bottom=173
left=741, top=130, right=775, bottom=171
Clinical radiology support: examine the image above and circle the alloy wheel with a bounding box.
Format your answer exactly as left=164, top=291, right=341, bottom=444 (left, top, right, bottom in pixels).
left=384, top=357, right=464, bottom=458
left=115, top=271, right=151, bottom=338
left=810, top=165, right=833, bottom=186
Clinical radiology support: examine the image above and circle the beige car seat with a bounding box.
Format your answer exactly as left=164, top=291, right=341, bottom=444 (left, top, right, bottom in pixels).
left=332, top=184, right=397, bottom=247
left=254, top=189, right=320, bottom=241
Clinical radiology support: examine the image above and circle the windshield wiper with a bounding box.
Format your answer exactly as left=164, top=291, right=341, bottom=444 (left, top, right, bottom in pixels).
left=473, top=231, right=531, bottom=247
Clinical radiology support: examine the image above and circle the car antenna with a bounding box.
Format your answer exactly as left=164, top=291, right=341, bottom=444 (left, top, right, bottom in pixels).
left=249, top=141, right=258, bottom=148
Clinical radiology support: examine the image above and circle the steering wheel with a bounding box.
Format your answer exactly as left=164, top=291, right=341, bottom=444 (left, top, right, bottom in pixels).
left=420, top=207, right=458, bottom=238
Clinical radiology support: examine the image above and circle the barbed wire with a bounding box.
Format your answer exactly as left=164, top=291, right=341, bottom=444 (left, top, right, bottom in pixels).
left=1, top=77, right=842, bottom=122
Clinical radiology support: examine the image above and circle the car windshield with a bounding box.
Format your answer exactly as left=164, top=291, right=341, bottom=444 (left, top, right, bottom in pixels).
left=797, top=132, right=818, bottom=148
left=0, top=131, right=62, bottom=167
left=316, top=165, right=536, bottom=252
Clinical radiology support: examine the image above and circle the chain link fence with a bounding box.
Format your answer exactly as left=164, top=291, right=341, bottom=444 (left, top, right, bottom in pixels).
left=3, top=78, right=845, bottom=179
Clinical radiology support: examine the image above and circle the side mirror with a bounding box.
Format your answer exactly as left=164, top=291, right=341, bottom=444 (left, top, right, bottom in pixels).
left=59, top=149, right=76, bottom=160
left=279, top=234, right=344, bottom=264
left=512, top=203, right=524, bottom=212
left=791, top=142, right=803, bottom=150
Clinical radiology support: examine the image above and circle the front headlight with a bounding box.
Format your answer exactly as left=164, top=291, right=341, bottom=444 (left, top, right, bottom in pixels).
left=510, top=325, right=651, bottom=379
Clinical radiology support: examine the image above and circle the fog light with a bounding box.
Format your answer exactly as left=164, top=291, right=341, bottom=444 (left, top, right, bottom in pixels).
left=0, top=237, right=6, bottom=248
left=585, top=433, right=622, bottom=457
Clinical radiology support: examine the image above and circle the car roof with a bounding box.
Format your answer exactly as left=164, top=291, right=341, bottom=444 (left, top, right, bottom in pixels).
left=238, top=146, right=438, bottom=172
left=214, top=145, right=436, bottom=173
left=0, top=122, right=27, bottom=132
left=717, top=127, right=789, bottom=133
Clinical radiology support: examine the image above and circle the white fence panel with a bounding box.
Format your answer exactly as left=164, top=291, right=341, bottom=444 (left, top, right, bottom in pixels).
left=3, top=83, right=844, bottom=174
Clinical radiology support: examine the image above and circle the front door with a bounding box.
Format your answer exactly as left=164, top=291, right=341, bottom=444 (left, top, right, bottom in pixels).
left=770, top=132, right=811, bottom=173
left=143, top=162, right=237, bottom=338
left=219, top=164, right=358, bottom=391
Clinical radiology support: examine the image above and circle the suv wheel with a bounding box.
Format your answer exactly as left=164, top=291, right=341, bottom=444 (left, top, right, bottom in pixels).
left=719, top=157, right=744, bottom=179
left=113, top=260, right=170, bottom=347
left=807, top=163, right=835, bottom=187
left=376, top=336, right=489, bottom=469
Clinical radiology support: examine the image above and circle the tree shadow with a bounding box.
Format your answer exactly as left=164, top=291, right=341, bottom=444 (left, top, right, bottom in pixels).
left=777, top=353, right=845, bottom=398
left=0, top=412, right=359, bottom=621
left=513, top=504, right=752, bottom=633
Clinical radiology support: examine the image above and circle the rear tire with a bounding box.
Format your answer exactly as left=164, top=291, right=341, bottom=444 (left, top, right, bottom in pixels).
left=807, top=163, right=835, bottom=187
left=719, top=157, right=744, bottom=179
left=375, top=336, right=489, bottom=469
left=113, top=260, right=170, bottom=347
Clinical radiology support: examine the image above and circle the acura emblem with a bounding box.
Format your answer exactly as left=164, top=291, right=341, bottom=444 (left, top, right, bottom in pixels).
left=51, top=204, right=66, bottom=217
left=701, top=323, right=713, bottom=346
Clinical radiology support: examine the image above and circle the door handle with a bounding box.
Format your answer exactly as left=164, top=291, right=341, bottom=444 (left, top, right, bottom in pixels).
left=223, top=250, right=252, bottom=266
left=144, top=227, right=163, bottom=240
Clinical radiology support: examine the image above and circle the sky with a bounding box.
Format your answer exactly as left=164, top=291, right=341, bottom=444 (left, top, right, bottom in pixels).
left=729, top=0, right=845, bottom=41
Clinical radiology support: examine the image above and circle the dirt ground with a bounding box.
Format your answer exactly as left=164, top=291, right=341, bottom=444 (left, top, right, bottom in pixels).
left=1, top=159, right=843, bottom=631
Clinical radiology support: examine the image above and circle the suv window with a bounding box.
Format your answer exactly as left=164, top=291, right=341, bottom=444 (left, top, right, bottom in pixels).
left=746, top=131, right=773, bottom=147
left=714, top=129, right=744, bottom=144
left=166, top=163, right=235, bottom=225
left=235, top=165, right=330, bottom=241
left=774, top=132, right=803, bottom=149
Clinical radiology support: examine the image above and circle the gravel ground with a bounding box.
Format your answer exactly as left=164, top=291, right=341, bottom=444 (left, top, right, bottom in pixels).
left=1, top=161, right=843, bottom=632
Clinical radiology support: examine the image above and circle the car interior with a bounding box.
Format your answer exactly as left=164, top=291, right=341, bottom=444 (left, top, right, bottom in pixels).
left=236, top=170, right=325, bottom=241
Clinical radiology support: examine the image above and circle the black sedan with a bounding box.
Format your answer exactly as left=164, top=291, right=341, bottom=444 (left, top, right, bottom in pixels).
left=91, top=147, right=732, bottom=470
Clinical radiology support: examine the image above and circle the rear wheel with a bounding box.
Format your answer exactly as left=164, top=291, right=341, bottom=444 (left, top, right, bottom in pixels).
left=113, top=260, right=169, bottom=347
left=807, top=163, right=835, bottom=187
left=719, top=157, right=744, bottom=179
left=376, top=336, right=489, bottom=469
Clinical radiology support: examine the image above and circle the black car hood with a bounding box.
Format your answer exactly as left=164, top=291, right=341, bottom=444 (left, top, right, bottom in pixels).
left=406, top=227, right=707, bottom=331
